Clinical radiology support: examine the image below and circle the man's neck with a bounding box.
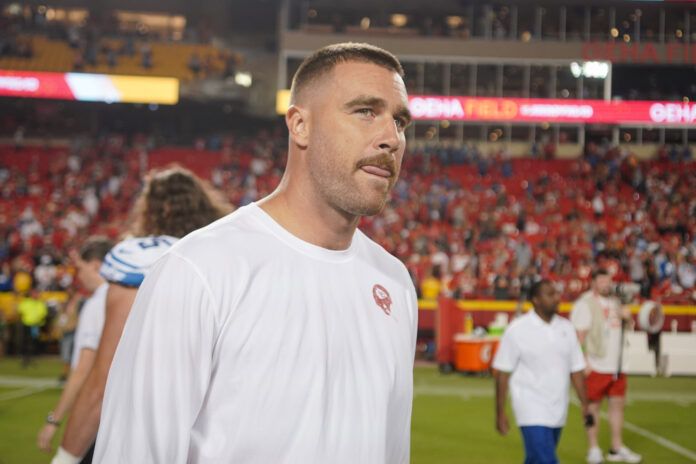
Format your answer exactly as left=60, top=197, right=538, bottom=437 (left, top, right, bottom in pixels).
left=534, top=308, right=553, bottom=323
left=258, top=185, right=359, bottom=251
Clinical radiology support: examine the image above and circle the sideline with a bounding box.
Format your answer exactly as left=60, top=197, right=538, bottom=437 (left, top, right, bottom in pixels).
left=414, top=384, right=696, bottom=462
left=0, top=375, right=62, bottom=389
left=569, top=398, right=696, bottom=462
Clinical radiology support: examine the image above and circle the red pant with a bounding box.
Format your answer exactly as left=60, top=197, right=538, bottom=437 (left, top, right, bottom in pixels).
left=586, top=371, right=627, bottom=402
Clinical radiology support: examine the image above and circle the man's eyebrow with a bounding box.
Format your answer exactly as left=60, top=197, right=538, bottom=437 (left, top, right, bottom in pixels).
left=343, top=95, right=387, bottom=110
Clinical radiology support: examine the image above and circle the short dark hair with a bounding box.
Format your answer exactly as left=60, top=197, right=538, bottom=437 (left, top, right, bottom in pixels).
left=529, top=279, right=553, bottom=301
left=290, top=42, right=404, bottom=104
left=591, top=268, right=610, bottom=280
left=80, top=236, right=114, bottom=262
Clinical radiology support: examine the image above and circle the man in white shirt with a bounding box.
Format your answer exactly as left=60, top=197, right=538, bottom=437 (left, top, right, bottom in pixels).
left=493, top=279, right=589, bottom=464
left=37, top=237, right=112, bottom=459
left=94, top=43, right=418, bottom=463
left=571, top=270, right=641, bottom=464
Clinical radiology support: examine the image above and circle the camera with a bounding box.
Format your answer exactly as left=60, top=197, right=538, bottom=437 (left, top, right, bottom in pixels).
left=610, top=282, right=641, bottom=304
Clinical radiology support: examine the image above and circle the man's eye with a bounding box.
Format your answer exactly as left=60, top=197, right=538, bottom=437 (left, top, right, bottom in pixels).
left=394, top=118, right=406, bottom=129
left=357, top=108, right=375, bottom=117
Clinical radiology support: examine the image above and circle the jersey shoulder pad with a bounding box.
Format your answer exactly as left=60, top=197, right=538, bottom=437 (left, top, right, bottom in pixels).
left=99, top=236, right=178, bottom=287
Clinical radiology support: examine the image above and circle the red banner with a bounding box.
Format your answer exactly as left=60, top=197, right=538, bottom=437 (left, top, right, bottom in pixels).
left=0, top=69, right=179, bottom=104
left=409, top=96, right=696, bottom=126
left=0, top=70, right=74, bottom=100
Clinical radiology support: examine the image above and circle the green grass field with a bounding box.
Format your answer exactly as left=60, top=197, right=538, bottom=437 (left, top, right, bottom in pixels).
left=1, top=357, right=695, bottom=463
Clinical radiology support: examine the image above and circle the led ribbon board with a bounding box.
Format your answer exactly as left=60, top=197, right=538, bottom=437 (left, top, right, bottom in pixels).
left=0, top=70, right=179, bottom=104
left=409, top=96, right=696, bottom=126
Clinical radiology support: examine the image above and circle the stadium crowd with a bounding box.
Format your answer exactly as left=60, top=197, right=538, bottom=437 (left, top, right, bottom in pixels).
left=0, top=5, right=240, bottom=81
left=1, top=130, right=694, bottom=310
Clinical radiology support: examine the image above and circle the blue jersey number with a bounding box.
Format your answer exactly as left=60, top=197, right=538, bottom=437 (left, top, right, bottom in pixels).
left=137, top=237, right=164, bottom=250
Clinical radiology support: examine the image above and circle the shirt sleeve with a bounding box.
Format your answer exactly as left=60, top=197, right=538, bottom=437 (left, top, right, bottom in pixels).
left=387, top=278, right=418, bottom=464
left=569, top=326, right=587, bottom=373
left=70, top=294, right=105, bottom=369
left=76, top=291, right=106, bottom=351
left=99, top=237, right=177, bottom=287
left=570, top=300, right=592, bottom=331
left=94, top=252, right=219, bottom=463
left=492, top=326, right=520, bottom=373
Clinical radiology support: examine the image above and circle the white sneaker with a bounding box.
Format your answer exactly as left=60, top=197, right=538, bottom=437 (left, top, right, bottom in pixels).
left=587, top=447, right=604, bottom=464
left=606, top=446, right=642, bottom=463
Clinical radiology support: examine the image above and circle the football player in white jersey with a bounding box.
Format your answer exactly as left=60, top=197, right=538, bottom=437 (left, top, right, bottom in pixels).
left=95, top=43, right=418, bottom=463
left=52, top=166, right=230, bottom=464
left=37, top=236, right=113, bottom=454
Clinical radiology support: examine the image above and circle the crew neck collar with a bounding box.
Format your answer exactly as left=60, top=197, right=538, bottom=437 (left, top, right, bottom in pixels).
left=247, top=202, right=359, bottom=263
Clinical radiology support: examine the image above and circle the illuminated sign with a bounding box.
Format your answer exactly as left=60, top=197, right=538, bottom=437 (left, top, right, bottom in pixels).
left=274, top=89, right=696, bottom=126
left=649, top=103, right=696, bottom=124
left=581, top=42, right=696, bottom=64
left=409, top=96, right=696, bottom=126
left=569, top=61, right=609, bottom=79
left=276, top=89, right=291, bottom=115
left=0, top=70, right=179, bottom=104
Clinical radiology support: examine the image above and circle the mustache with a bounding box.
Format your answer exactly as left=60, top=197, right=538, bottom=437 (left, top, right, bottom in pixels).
left=356, top=153, right=397, bottom=176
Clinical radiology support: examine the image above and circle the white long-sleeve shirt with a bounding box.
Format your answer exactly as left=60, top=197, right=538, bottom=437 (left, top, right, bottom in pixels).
left=94, top=203, right=418, bottom=463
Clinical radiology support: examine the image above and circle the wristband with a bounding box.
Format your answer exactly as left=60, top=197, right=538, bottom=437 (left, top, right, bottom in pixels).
left=46, top=412, right=61, bottom=426
left=51, top=446, right=82, bottom=464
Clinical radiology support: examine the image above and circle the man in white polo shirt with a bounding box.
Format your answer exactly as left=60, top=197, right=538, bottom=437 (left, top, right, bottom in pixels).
left=493, top=279, right=589, bottom=464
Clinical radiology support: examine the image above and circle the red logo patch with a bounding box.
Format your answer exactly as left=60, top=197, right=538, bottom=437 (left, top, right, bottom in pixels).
left=372, top=284, right=392, bottom=315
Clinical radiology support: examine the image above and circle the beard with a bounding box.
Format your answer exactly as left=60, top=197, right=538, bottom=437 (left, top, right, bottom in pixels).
left=307, top=138, right=397, bottom=217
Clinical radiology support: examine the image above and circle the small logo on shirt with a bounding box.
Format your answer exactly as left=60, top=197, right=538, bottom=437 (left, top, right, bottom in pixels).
left=372, top=284, right=392, bottom=315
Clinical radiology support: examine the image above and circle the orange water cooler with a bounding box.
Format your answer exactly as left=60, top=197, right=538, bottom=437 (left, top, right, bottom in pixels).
left=452, top=334, right=500, bottom=372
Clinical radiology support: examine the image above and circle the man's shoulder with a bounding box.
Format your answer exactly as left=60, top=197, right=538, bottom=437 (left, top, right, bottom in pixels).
left=168, top=205, right=275, bottom=266
left=356, top=230, right=412, bottom=286
left=100, top=236, right=179, bottom=287
left=82, top=283, right=108, bottom=312
left=108, top=236, right=178, bottom=261
left=554, top=315, right=576, bottom=331
left=572, top=292, right=593, bottom=311
left=505, top=312, right=534, bottom=334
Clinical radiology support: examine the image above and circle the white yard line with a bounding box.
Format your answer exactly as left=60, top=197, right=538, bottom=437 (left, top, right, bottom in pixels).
left=0, top=386, right=47, bottom=402
left=569, top=398, right=696, bottom=462
left=416, top=384, right=696, bottom=461
left=415, top=384, right=696, bottom=404
left=414, top=384, right=492, bottom=399
left=0, top=375, right=62, bottom=389
left=620, top=419, right=696, bottom=462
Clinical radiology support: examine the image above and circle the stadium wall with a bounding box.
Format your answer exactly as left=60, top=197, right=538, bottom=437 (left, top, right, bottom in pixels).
left=418, top=297, right=696, bottom=333
left=282, top=30, right=696, bottom=64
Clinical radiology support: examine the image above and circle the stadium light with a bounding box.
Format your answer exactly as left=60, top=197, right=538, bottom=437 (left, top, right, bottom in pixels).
left=569, top=61, right=609, bottom=79
left=234, top=72, right=252, bottom=88
left=390, top=14, right=407, bottom=27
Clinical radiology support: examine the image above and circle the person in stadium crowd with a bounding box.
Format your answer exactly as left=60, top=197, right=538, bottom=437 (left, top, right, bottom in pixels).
left=16, top=286, right=48, bottom=367
left=51, top=166, right=230, bottom=464
left=37, top=236, right=113, bottom=455
left=571, top=270, right=642, bottom=464
left=94, top=42, right=417, bottom=463
left=493, top=279, right=589, bottom=464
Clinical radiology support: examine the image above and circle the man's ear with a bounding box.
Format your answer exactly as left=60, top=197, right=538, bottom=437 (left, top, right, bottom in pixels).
left=89, top=260, right=102, bottom=273
left=286, top=105, right=309, bottom=149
